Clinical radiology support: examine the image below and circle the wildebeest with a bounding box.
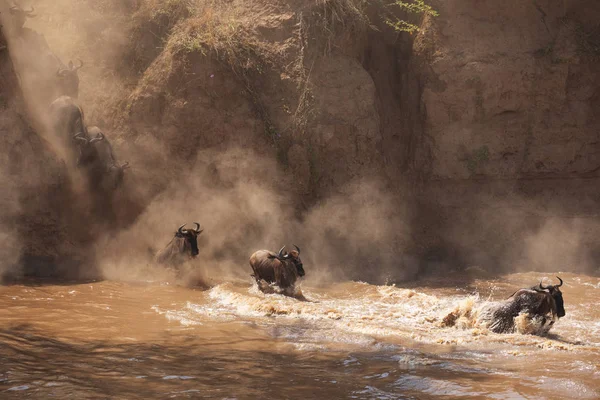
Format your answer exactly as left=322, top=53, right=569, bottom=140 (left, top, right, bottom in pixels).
left=38, top=52, right=84, bottom=101
left=155, top=223, right=204, bottom=267
left=48, top=95, right=101, bottom=165
left=55, top=58, right=83, bottom=99
left=10, top=25, right=83, bottom=104
left=8, top=2, right=35, bottom=31
left=84, top=127, right=130, bottom=190
left=249, top=245, right=305, bottom=295
left=48, top=97, right=130, bottom=191
left=487, top=276, right=565, bottom=334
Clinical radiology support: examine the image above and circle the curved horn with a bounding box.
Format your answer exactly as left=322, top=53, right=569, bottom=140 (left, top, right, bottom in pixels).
left=277, top=245, right=286, bottom=259
left=25, top=6, right=35, bottom=16
left=88, top=132, right=104, bottom=144
left=539, top=279, right=552, bottom=290
left=193, top=222, right=201, bottom=233
left=294, top=244, right=300, bottom=254
left=73, top=132, right=88, bottom=144
left=177, top=224, right=186, bottom=235
left=74, top=59, right=83, bottom=70
left=9, top=6, right=19, bottom=14
left=120, top=161, right=130, bottom=170
left=56, top=67, right=68, bottom=77
left=555, top=276, right=563, bottom=288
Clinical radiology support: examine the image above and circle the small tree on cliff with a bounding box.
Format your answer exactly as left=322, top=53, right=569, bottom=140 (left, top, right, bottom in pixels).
left=385, top=0, right=439, bottom=34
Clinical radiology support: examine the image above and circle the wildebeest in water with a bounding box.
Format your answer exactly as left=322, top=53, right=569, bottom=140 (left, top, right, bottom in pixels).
left=481, top=276, right=565, bottom=334
left=442, top=277, right=565, bottom=334
left=155, top=223, right=204, bottom=267
left=249, top=245, right=305, bottom=296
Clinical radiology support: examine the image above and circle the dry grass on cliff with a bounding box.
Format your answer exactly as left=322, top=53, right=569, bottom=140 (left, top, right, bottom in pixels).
left=160, top=0, right=369, bottom=74
left=167, top=4, right=271, bottom=78
left=310, top=0, right=369, bottom=55
left=152, top=0, right=370, bottom=144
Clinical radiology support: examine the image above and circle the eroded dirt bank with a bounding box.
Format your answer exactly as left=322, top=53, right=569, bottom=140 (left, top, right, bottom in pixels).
left=1, top=0, right=599, bottom=280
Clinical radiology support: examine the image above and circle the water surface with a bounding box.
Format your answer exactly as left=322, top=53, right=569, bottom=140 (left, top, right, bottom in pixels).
left=1, top=272, right=598, bottom=399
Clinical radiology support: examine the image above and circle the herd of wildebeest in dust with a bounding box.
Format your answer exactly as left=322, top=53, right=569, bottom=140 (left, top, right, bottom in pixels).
left=2, top=3, right=568, bottom=336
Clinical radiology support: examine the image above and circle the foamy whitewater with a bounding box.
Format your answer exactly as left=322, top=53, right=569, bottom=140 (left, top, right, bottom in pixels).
left=153, top=273, right=599, bottom=352
left=2, top=272, right=599, bottom=399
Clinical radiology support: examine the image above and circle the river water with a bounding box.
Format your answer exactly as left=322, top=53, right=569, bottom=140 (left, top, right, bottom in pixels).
left=0, top=271, right=598, bottom=399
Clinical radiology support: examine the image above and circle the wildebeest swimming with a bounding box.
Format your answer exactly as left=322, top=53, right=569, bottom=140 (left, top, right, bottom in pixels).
left=443, top=276, right=565, bottom=334
left=155, top=223, right=204, bottom=267
left=249, top=245, right=305, bottom=295
left=486, top=276, right=565, bottom=334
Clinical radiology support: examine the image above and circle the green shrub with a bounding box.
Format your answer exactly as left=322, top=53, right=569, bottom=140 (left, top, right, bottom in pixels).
left=386, top=0, right=439, bottom=34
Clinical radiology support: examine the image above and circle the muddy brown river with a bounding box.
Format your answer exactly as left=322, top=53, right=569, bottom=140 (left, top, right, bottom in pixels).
left=1, top=271, right=598, bottom=399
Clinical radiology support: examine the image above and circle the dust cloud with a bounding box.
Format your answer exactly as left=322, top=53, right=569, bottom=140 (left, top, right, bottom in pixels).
left=0, top=0, right=597, bottom=285
left=437, top=194, right=598, bottom=276
left=519, top=219, right=593, bottom=273
left=0, top=164, right=22, bottom=279
left=0, top=0, right=133, bottom=280
left=299, top=180, right=415, bottom=284
left=98, top=147, right=414, bottom=286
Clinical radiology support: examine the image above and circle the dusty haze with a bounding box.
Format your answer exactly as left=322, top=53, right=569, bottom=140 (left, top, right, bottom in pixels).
left=0, top=0, right=599, bottom=283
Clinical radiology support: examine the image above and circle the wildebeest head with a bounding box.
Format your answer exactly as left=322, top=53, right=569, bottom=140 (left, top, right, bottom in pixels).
left=73, top=131, right=104, bottom=166
left=105, top=161, right=130, bottom=189
left=176, top=223, right=203, bottom=257
left=532, top=276, right=565, bottom=318
left=57, top=59, right=83, bottom=98
left=274, top=245, right=305, bottom=277
left=9, top=2, right=35, bottom=30
left=84, top=129, right=130, bottom=189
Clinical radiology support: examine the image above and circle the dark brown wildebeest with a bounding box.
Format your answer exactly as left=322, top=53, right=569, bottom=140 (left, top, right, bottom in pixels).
left=48, top=95, right=103, bottom=166
left=47, top=97, right=130, bottom=192
left=155, top=223, right=204, bottom=267
left=249, top=245, right=305, bottom=295
left=487, top=276, right=565, bottom=334
left=37, top=51, right=84, bottom=101
left=84, top=127, right=130, bottom=190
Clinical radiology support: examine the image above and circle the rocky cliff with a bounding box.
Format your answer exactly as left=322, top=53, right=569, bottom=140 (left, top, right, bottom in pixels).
left=3, top=0, right=599, bottom=280
left=414, top=0, right=600, bottom=272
